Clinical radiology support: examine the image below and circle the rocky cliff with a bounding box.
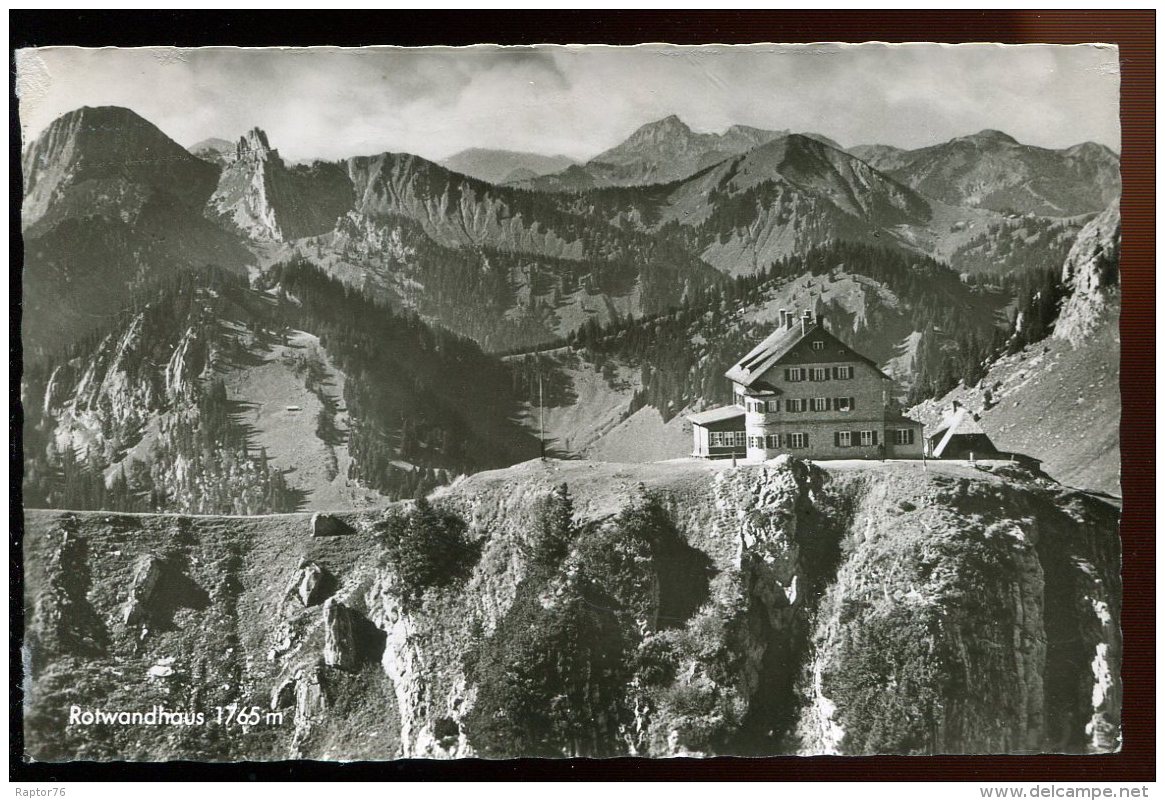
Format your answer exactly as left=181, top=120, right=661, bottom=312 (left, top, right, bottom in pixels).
left=22, top=457, right=1120, bottom=761
left=1054, top=199, right=1121, bottom=347
left=206, top=128, right=353, bottom=242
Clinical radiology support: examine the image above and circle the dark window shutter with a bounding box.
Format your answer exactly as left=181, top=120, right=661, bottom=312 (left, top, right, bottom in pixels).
left=909, top=429, right=915, bottom=444
left=825, top=397, right=832, bottom=410
left=850, top=396, right=856, bottom=409
left=832, top=366, right=839, bottom=379
left=834, top=431, right=840, bottom=447
left=784, top=368, right=790, bottom=381
left=804, top=433, right=809, bottom=447
left=872, top=430, right=879, bottom=445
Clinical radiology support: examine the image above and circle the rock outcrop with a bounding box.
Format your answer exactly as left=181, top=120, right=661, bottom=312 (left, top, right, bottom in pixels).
left=294, top=561, right=329, bottom=607
left=1054, top=200, right=1121, bottom=347
left=122, top=554, right=166, bottom=627
left=321, top=599, right=357, bottom=670
left=311, top=513, right=351, bottom=538
left=206, top=127, right=352, bottom=242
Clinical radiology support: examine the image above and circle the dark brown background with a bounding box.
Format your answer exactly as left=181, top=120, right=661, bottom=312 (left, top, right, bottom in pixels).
left=9, top=10, right=1154, bottom=783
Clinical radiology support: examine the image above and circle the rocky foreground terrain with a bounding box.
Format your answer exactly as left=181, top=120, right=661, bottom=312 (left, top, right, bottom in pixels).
left=23, top=457, right=1120, bottom=761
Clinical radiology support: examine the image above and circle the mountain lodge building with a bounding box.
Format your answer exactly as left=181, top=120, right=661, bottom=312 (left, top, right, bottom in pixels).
left=688, top=309, right=924, bottom=461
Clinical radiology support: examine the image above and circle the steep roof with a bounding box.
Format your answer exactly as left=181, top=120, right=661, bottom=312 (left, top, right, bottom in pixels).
left=686, top=406, right=745, bottom=426
left=930, top=406, right=994, bottom=457
left=725, top=320, right=888, bottom=388
left=930, top=407, right=986, bottom=439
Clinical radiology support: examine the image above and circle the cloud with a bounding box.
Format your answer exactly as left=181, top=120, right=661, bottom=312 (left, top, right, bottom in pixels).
left=16, top=43, right=1120, bottom=162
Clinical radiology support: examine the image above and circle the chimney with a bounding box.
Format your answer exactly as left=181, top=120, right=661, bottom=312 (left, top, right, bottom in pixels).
left=801, top=309, right=813, bottom=334
left=778, top=309, right=788, bottom=329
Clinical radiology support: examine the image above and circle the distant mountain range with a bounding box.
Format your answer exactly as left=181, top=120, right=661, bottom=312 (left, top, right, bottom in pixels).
left=20, top=105, right=1122, bottom=507
left=439, top=148, right=577, bottom=184
left=848, top=130, right=1119, bottom=216
left=510, top=115, right=843, bottom=192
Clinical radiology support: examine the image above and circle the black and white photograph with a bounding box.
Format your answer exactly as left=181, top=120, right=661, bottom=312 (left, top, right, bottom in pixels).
left=15, top=38, right=1125, bottom=765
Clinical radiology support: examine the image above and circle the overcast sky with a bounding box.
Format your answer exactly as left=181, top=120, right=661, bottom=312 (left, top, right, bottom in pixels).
left=16, top=43, right=1120, bottom=163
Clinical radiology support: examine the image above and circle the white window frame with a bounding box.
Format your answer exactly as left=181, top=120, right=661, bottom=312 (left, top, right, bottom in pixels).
left=787, top=432, right=807, bottom=449
left=835, top=397, right=853, bottom=412
left=786, top=368, right=806, bottom=382
left=709, top=432, right=724, bottom=447
left=836, top=365, right=854, bottom=380
left=766, top=399, right=780, bottom=413
left=811, top=340, right=825, bottom=351
left=766, top=434, right=780, bottom=449
left=895, top=429, right=914, bottom=445
left=811, top=397, right=828, bottom=411
left=811, top=367, right=829, bottom=381
left=860, top=430, right=875, bottom=446
left=838, top=431, right=852, bottom=447
left=733, top=431, right=746, bottom=448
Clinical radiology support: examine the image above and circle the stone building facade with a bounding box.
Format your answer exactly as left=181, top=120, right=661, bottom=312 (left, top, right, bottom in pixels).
left=688, top=309, right=924, bottom=461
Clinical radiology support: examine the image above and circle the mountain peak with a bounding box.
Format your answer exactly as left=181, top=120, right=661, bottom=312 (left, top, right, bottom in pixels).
left=1065, top=140, right=1116, bottom=159
left=236, top=127, right=276, bottom=162
left=653, top=114, right=689, bottom=130
left=962, top=129, right=1019, bottom=146
left=628, top=114, right=694, bottom=140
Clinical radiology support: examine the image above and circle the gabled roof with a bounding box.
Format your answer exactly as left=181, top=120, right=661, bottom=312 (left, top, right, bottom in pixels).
left=930, top=407, right=986, bottom=439
left=725, top=320, right=888, bottom=388
left=686, top=406, right=745, bottom=426
left=930, top=406, right=994, bottom=457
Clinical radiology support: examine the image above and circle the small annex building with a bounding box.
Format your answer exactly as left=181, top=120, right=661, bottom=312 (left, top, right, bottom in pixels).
left=926, top=400, right=997, bottom=459
left=687, top=309, right=924, bottom=461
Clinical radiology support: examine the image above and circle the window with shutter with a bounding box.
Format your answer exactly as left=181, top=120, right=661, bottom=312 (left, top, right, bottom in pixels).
left=872, top=430, right=879, bottom=445
left=767, top=434, right=780, bottom=448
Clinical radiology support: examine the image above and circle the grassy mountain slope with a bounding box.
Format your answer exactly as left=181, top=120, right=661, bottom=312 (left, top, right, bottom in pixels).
left=23, top=263, right=540, bottom=513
